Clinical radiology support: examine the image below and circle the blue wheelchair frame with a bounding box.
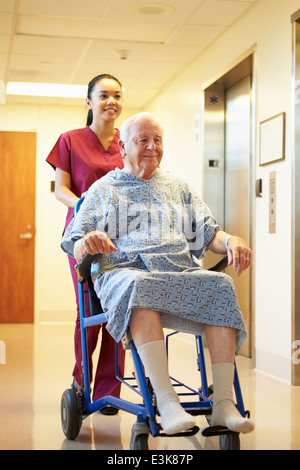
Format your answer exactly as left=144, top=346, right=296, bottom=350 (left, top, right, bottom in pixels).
left=61, top=197, right=249, bottom=449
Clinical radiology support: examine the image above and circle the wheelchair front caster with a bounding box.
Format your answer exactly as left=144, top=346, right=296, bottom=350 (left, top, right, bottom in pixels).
left=219, top=432, right=240, bottom=450
left=130, top=421, right=149, bottom=450
left=61, top=388, right=82, bottom=440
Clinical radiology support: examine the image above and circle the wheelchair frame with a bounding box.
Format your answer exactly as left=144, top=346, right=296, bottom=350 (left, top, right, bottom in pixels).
left=60, top=198, right=250, bottom=450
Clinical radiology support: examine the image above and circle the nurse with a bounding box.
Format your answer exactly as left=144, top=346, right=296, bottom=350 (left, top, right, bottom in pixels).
left=46, top=74, right=125, bottom=413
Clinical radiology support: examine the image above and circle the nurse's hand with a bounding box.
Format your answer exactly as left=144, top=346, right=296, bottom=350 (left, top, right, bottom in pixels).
left=74, top=231, right=118, bottom=262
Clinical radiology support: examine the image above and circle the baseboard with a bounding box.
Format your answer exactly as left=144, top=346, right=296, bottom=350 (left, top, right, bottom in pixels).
left=255, top=348, right=291, bottom=384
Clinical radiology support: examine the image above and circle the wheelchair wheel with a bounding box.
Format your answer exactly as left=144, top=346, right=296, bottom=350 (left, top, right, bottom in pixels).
left=219, top=432, right=240, bottom=450
left=61, top=388, right=82, bottom=440
left=130, top=422, right=149, bottom=450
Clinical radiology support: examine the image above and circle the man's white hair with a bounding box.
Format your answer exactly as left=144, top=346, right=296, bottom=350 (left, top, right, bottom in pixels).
left=119, top=112, right=164, bottom=143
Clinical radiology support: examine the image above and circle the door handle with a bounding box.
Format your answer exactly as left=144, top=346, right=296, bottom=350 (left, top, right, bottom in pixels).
left=19, top=233, right=32, bottom=239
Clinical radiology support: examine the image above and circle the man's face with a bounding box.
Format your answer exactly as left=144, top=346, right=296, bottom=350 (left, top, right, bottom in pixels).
left=121, top=118, right=163, bottom=178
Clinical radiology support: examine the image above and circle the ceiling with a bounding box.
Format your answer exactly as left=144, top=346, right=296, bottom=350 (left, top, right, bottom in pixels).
left=0, top=0, right=258, bottom=108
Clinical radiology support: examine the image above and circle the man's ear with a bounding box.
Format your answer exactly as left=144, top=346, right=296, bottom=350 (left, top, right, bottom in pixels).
left=119, top=139, right=126, bottom=157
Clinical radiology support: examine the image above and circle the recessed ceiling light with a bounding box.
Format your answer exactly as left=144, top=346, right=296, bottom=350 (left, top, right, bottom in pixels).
left=5, top=82, right=126, bottom=98
left=6, top=82, right=87, bottom=98
left=130, top=3, right=175, bottom=16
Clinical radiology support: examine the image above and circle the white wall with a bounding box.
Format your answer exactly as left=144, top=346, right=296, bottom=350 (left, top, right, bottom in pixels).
left=147, top=0, right=299, bottom=382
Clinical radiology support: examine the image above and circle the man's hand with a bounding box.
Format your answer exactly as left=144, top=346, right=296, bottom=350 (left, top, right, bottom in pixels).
left=74, top=231, right=118, bottom=262
left=226, top=236, right=252, bottom=277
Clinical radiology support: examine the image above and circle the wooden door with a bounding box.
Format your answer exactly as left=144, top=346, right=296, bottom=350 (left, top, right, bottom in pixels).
left=0, top=131, right=36, bottom=322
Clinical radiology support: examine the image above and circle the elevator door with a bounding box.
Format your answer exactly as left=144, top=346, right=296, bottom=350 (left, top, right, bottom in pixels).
left=224, top=76, right=251, bottom=357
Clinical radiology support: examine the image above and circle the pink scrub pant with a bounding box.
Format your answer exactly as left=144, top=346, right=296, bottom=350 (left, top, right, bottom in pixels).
left=68, top=255, right=125, bottom=402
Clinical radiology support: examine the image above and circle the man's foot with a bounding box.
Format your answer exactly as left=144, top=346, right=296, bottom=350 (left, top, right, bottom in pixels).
left=211, top=399, right=254, bottom=434
left=159, top=399, right=196, bottom=435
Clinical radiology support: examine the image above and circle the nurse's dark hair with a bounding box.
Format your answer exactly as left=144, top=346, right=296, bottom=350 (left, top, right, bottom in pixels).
left=86, top=74, right=122, bottom=126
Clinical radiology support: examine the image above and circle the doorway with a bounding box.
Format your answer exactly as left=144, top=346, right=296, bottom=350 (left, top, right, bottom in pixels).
left=0, top=131, right=36, bottom=323
left=202, top=55, right=254, bottom=357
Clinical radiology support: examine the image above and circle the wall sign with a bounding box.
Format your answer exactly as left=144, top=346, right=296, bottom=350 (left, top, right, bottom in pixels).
left=260, top=112, right=286, bottom=166
left=269, top=171, right=276, bottom=234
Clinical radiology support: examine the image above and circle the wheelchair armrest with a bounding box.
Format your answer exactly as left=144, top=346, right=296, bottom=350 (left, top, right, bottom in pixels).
left=75, top=252, right=97, bottom=282
left=208, top=256, right=228, bottom=272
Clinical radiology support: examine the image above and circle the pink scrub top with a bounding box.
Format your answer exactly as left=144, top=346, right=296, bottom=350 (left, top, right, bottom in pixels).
left=46, top=126, right=123, bottom=230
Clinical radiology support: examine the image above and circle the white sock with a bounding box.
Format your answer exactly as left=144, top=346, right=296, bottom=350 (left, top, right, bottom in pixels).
left=137, top=340, right=195, bottom=435
left=210, top=363, right=254, bottom=434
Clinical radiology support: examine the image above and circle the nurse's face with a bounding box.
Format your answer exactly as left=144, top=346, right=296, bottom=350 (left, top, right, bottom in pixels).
left=86, top=78, right=123, bottom=123
left=120, top=117, right=163, bottom=180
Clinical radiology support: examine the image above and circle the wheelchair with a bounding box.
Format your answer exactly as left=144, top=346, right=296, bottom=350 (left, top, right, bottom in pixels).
left=60, top=200, right=250, bottom=451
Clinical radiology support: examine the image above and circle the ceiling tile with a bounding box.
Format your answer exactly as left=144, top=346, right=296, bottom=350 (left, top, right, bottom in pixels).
left=130, top=76, right=167, bottom=89
left=139, top=61, right=187, bottom=80
left=85, top=40, right=202, bottom=64
left=17, top=15, right=177, bottom=43
left=189, top=0, right=254, bottom=26
left=9, top=53, right=79, bottom=73
left=0, top=12, right=13, bottom=34
left=104, top=0, right=206, bottom=24
left=0, top=0, right=16, bottom=13
left=6, top=69, right=73, bottom=83
left=168, top=24, right=226, bottom=46
left=123, top=88, right=161, bottom=107
left=86, top=40, right=165, bottom=61
left=12, top=34, right=90, bottom=58
left=156, top=44, right=205, bottom=63
left=78, top=58, right=149, bottom=76
left=19, top=0, right=109, bottom=18
left=0, top=52, right=6, bottom=68
left=71, top=58, right=149, bottom=87
left=0, top=35, right=10, bottom=53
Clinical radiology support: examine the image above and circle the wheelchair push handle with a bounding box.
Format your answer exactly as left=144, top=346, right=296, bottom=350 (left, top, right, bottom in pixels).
left=75, top=252, right=96, bottom=282
left=75, top=196, right=85, bottom=215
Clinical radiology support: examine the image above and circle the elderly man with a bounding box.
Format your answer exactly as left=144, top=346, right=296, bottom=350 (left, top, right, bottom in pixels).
left=62, top=112, right=254, bottom=436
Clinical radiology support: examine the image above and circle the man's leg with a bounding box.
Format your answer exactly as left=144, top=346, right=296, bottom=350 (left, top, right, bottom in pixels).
left=130, top=308, right=195, bottom=435
left=205, top=325, right=254, bottom=433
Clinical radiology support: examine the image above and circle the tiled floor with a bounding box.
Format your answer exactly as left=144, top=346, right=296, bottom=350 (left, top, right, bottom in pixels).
left=0, top=323, right=299, bottom=450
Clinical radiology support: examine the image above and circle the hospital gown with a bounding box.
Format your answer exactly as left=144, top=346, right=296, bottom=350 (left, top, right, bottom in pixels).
left=61, top=168, right=247, bottom=353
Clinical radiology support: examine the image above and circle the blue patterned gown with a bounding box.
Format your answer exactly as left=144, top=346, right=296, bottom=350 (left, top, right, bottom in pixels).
left=61, top=168, right=246, bottom=353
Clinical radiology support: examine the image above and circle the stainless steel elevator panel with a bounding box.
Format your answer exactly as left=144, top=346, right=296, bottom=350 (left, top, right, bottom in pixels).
left=203, top=56, right=253, bottom=357
left=224, top=77, right=251, bottom=357
left=203, top=84, right=225, bottom=227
